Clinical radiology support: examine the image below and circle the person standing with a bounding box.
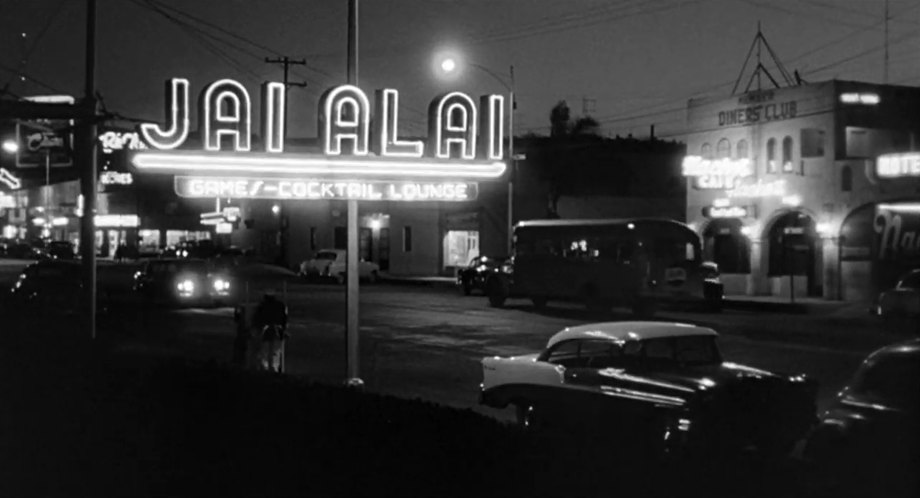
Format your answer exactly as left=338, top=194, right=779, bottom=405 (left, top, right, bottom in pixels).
left=252, top=291, right=288, bottom=372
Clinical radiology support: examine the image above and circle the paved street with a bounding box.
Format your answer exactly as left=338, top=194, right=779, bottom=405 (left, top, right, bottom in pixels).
left=0, top=259, right=904, bottom=423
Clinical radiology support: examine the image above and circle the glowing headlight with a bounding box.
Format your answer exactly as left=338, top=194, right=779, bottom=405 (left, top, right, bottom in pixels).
left=213, top=279, right=230, bottom=291
left=176, top=279, right=195, bottom=293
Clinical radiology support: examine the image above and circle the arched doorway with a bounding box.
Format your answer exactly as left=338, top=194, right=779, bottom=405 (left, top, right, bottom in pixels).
left=702, top=218, right=750, bottom=273
left=767, top=211, right=821, bottom=297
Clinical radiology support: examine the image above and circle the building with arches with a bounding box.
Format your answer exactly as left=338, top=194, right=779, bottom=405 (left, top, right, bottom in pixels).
left=683, top=80, right=920, bottom=302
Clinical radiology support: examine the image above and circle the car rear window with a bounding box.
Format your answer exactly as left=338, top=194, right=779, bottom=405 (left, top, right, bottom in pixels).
left=315, top=251, right=338, bottom=260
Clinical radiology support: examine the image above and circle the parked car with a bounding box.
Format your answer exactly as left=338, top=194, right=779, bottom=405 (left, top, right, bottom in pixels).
left=6, top=259, right=82, bottom=313
left=804, top=338, right=919, bottom=497
left=132, top=258, right=232, bottom=306
left=875, top=269, right=920, bottom=333
left=46, top=240, right=76, bottom=260
left=4, top=241, right=44, bottom=259
left=457, top=255, right=507, bottom=295
left=299, top=249, right=380, bottom=284
left=479, top=321, right=818, bottom=456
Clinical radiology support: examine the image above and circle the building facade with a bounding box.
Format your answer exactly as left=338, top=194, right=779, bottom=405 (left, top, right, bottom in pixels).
left=683, top=80, right=920, bottom=302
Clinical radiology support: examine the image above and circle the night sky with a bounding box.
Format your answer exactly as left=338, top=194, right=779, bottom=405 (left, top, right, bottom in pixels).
left=1, top=0, right=918, bottom=140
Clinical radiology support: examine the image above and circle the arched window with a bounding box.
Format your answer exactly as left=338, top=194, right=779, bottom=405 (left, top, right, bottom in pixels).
left=766, top=138, right=777, bottom=173
left=782, top=136, right=794, bottom=172
left=841, top=165, right=853, bottom=192
left=736, top=139, right=749, bottom=159
left=716, top=138, right=731, bottom=159
left=700, top=143, right=713, bottom=160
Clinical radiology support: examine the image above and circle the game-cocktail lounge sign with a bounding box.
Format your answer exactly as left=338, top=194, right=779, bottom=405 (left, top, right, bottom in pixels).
left=131, top=78, right=507, bottom=200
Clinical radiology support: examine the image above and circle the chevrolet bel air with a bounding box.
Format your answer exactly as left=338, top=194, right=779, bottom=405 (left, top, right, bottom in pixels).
left=480, top=321, right=818, bottom=456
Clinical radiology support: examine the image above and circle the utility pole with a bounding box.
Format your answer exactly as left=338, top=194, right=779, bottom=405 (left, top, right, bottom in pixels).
left=345, top=0, right=362, bottom=388
left=264, top=57, right=307, bottom=268
left=79, top=0, right=98, bottom=340
left=884, top=0, right=889, bottom=84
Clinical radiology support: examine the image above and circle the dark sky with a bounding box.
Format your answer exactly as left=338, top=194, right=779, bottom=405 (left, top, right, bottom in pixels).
left=1, top=0, right=918, bottom=141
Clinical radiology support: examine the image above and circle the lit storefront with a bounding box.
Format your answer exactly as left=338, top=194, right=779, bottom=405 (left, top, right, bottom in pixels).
left=684, top=81, right=920, bottom=301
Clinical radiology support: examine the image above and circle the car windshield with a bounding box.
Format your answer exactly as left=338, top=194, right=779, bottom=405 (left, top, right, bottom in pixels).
left=627, top=335, right=721, bottom=366
left=315, top=251, right=338, bottom=260
left=897, top=271, right=920, bottom=289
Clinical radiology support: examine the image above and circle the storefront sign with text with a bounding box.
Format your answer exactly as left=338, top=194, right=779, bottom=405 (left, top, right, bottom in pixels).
left=174, top=176, right=478, bottom=202
left=132, top=78, right=506, bottom=186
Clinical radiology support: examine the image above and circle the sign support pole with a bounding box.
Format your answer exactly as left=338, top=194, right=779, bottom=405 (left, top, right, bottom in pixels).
left=80, top=0, right=98, bottom=341
left=345, top=0, right=362, bottom=387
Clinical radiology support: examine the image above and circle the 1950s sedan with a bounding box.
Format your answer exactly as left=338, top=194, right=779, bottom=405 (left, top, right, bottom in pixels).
left=480, top=321, right=818, bottom=456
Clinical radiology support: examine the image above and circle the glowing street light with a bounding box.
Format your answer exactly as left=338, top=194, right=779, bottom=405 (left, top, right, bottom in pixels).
left=435, top=55, right=516, bottom=254
left=2, top=140, right=18, bottom=154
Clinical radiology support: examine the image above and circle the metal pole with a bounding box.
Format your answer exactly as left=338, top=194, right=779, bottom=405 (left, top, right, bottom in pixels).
left=345, top=0, right=362, bottom=387
left=80, top=0, right=97, bottom=340
left=507, top=65, right=515, bottom=255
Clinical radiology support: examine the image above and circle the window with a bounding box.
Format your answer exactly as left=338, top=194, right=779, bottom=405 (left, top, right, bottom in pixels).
left=766, top=138, right=777, bottom=173
left=674, top=336, right=721, bottom=365
left=800, top=128, right=825, bottom=158
left=543, top=340, right=580, bottom=366
left=700, top=143, right=713, bottom=160
left=716, top=138, right=731, bottom=159
left=735, top=139, right=749, bottom=159
left=841, top=165, right=852, bottom=192
left=782, top=136, right=794, bottom=173
left=403, top=226, right=413, bottom=252
left=579, top=340, right=622, bottom=369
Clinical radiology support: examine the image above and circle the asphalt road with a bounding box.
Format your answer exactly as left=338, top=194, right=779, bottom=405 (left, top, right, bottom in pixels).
left=0, top=259, right=904, bottom=423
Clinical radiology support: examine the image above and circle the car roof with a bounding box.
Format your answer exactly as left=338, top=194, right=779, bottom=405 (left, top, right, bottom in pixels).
left=547, top=321, right=718, bottom=349
left=870, top=338, right=920, bottom=358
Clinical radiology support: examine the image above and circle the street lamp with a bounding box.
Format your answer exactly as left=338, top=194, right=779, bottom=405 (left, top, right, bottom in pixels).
left=438, top=57, right=516, bottom=255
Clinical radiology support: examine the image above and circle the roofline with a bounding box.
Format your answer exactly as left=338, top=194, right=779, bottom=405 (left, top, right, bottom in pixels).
left=515, top=217, right=690, bottom=229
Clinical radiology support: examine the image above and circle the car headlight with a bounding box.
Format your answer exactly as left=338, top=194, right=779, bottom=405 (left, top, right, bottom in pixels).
left=176, top=279, right=195, bottom=293
left=213, top=278, right=230, bottom=291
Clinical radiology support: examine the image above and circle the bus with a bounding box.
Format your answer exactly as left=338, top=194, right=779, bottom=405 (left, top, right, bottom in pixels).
left=485, top=218, right=722, bottom=315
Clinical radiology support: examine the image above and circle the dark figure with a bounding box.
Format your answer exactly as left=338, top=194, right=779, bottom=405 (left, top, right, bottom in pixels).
left=253, top=292, right=289, bottom=372
left=231, top=305, right=251, bottom=367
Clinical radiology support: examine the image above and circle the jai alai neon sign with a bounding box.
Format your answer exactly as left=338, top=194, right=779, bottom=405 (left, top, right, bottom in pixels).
left=131, top=78, right=507, bottom=185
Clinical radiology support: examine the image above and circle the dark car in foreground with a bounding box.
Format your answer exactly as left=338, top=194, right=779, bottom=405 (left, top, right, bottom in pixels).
left=3, top=260, right=114, bottom=317
left=133, top=258, right=232, bottom=307
left=457, top=255, right=507, bottom=295
left=804, top=338, right=919, bottom=497
left=480, top=321, right=817, bottom=457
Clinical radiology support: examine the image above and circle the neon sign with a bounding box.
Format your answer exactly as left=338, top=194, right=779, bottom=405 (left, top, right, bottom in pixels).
left=682, top=156, right=752, bottom=189
left=133, top=78, right=506, bottom=182
left=726, top=179, right=786, bottom=199
left=703, top=205, right=749, bottom=218
left=877, top=152, right=920, bottom=178
left=100, top=171, right=134, bottom=185
left=174, top=176, right=477, bottom=202
left=0, top=168, right=21, bottom=189
left=98, top=131, right=148, bottom=153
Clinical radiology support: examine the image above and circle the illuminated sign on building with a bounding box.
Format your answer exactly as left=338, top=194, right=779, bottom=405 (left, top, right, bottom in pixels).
left=99, top=131, right=148, bottom=154
left=875, top=204, right=920, bottom=262
left=840, top=92, right=880, bottom=105
left=877, top=152, right=920, bottom=179
left=726, top=179, right=786, bottom=199
left=703, top=205, right=749, bottom=218
left=0, top=168, right=21, bottom=189
left=175, top=176, right=477, bottom=202
left=99, top=171, right=134, bottom=185
left=132, top=78, right=506, bottom=183
left=94, top=214, right=140, bottom=227
left=681, top=156, right=753, bottom=189
left=0, top=194, right=15, bottom=208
